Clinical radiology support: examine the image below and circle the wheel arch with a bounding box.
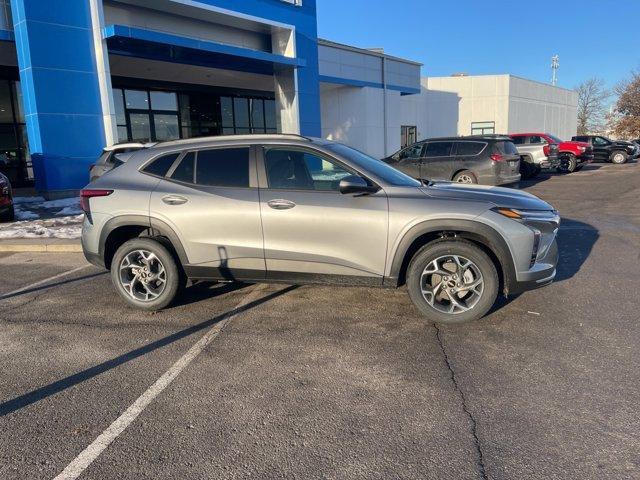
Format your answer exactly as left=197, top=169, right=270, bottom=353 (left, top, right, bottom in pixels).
left=388, top=219, right=517, bottom=295
left=99, top=216, right=189, bottom=270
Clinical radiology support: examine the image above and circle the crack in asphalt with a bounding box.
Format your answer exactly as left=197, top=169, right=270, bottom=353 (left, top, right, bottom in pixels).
left=434, top=323, right=488, bottom=480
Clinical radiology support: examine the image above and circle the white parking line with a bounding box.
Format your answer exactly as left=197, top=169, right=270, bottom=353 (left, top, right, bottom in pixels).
left=0, top=265, right=91, bottom=301
left=53, top=284, right=267, bottom=480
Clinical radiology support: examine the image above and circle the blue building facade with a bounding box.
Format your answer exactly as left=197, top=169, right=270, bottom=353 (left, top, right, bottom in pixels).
left=1, top=0, right=320, bottom=196
left=0, top=0, right=421, bottom=198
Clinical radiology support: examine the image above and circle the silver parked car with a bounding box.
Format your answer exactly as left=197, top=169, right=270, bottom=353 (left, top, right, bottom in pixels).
left=382, top=135, right=521, bottom=186
left=81, top=134, right=559, bottom=324
left=509, top=134, right=560, bottom=178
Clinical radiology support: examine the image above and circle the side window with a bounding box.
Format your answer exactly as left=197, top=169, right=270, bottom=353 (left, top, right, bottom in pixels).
left=142, top=152, right=180, bottom=177
left=264, top=148, right=353, bottom=191
left=511, top=136, right=525, bottom=145
left=170, top=151, right=195, bottom=183
left=398, top=143, right=424, bottom=160
left=195, top=148, right=250, bottom=188
left=456, top=142, right=485, bottom=156
left=593, top=137, right=608, bottom=146
left=424, top=142, right=453, bottom=157
left=529, top=135, right=545, bottom=144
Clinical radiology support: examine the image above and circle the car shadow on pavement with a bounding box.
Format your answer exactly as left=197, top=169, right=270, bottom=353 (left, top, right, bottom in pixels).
left=0, top=284, right=298, bottom=417
left=555, top=218, right=599, bottom=283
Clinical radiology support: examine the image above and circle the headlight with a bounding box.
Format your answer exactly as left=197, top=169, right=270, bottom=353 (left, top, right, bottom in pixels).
left=578, top=146, right=586, bottom=152
left=496, top=208, right=560, bottom=267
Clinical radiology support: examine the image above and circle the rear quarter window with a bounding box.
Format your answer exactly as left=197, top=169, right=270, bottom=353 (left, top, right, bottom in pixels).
left=142, top=152, right=181, bottom=177
left=494, top=141, right=519, bottom=155
left=456, top=142, right=486, bottom=156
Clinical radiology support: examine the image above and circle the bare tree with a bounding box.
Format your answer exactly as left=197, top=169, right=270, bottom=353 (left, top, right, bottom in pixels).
left=575, top=78, right=610, bottom=135
left=612, top=71, right=640, bottom=139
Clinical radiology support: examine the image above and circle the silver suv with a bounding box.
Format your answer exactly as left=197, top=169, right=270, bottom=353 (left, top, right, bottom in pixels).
left=81, top=134, right=560, bottom=324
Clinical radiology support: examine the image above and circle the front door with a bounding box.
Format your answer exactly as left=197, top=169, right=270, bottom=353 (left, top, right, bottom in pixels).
left=421, top=141, right=455, bottom=181
left=149, top=146, right=266, bottom=279
left=392, top=142, right=424, bottom=179
left=257, top=146, right=389, bottom=281
left=591, top=136, right=610, bottom=161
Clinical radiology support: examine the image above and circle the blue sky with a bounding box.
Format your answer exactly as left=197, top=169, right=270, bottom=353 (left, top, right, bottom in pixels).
left=316, top=0, right=640, bottom=92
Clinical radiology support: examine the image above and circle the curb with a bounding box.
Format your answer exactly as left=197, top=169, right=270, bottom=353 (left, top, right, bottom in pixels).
left=0, top=243, right=82, bottom=253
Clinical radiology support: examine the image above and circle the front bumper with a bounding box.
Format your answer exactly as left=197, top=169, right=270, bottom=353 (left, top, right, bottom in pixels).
left=510, top=234, right=559, bottom=294
left=539, top=155, right=560, bottom=169
left=576, top=153, right=594, bottom=164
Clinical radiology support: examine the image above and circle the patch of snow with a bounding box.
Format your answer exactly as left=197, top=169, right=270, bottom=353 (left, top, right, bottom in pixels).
left=1, top=195, right=84, bottom=239
left=55, top=205, right=83, bottom=216
left=13, top=196, right=46, bottom=204
left=0, top=214, right=83, bottom=239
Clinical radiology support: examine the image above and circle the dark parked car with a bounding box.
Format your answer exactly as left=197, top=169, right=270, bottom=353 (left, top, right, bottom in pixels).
left=571, top=135, right=638, bottom=164
left=0, top=172, right=14, bottom=222
left=383, top=135, right=521, bottom=185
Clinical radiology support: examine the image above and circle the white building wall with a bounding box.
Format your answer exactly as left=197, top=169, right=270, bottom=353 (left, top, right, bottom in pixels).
left=399, top=75, right=578, bottom=141
left=507, top=76, right=578, bottom=140
left=320, top=84, right=390, bottom=158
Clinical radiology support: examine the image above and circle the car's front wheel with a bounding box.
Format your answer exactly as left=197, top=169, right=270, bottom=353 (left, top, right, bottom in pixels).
left=407, top=240, right=499, bottom=324
left=111, top=237, right=182, bottom=311
left=452, top=170, right=477, bottom=184
left=559, top=154, right=577, bottom=173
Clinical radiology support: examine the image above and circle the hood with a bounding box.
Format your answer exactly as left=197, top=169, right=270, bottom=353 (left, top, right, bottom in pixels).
left=561, top=140, right=590, bottom=148
left=422, top=181, right=554, bottom=211
left=613, top=140, right=634, bottom=147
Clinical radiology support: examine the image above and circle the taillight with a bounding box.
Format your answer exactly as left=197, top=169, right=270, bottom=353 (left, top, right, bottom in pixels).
left=543, top=145, right=550, bottom=156
left=490, top=153, right=504, bottom=162
left=80, top=189, right=113, bottom=220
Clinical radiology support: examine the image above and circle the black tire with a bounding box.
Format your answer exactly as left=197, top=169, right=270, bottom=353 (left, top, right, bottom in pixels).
left=111, top=237, right=182, bottom=311
left=452, top=170, right=478, bottom=184
left=406, top=239, right=499, bottom=324
left=0, top=204, right=15, bottom=222
left=610, top=150, right=628, bottom=164
left=560, top=154, right=577, bottom=173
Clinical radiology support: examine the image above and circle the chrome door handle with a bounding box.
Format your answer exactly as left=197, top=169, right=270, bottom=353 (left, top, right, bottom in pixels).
left=162, top=195, right=188, bottom=205
left=267, top=199, right=296, bottom=210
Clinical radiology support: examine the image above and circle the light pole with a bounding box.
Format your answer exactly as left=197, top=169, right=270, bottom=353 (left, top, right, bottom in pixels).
left=551, top=55, right=560, bottom=86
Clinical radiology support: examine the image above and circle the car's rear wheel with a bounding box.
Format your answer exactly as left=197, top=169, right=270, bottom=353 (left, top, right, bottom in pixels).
left=407, top=240, right=499, bottom=324
left=452, top=170, right=477, bottom=184
left=111, top=237, right=182, bottom=311
left=610, top=150, right=628, bottom=164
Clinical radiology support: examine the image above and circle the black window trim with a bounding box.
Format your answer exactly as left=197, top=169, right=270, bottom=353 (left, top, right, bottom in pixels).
left=258, top=144, right=376, bottom=194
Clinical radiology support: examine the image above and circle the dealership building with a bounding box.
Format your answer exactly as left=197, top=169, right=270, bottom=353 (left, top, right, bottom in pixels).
left=1, top=0, right=575, bottom=198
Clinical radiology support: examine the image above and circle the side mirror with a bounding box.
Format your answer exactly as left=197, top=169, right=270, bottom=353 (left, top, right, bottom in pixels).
left=339, top=175, right=378, bottom=195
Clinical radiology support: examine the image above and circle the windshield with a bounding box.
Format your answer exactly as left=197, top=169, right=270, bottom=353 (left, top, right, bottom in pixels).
left=324, top=143, right=421, bottom=187
left=547, top=134, right=563, bottom=143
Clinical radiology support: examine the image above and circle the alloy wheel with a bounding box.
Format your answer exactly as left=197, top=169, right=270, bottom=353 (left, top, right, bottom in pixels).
left=420, top=255, right=484, bottom=314
left=455, top=174, right=474, bottom=184
left=119, top=249, right=167, bottom=302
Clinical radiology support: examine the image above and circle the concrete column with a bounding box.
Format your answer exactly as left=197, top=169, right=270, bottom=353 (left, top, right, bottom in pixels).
left=273, top=66, right=300, bottom=134
left=11, top=0, right=106, bottom=196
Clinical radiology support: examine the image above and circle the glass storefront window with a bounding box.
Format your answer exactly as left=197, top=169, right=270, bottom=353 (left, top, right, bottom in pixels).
left=221, top=97, right=233, bottom=129
left=265, top=99, right=277, bottom=133
left=129, top=113, right=151, bottom=142
left=250, top=99, right=265, bottom=133
left=113, top=88, right=126, bottom=125
left=150, top=91, right=178, bottom=111
left=0, top=81, right=14, bottom=123
left=233, top=98, right=250, bottom=131
left=153, top=114, right=179, bottom=141
left=13, top=81, right=24, bottom=123
left=125, top=90, right=149, bottom=109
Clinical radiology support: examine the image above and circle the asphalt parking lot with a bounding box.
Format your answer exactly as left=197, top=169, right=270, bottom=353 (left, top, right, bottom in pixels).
left=1, top=162, right=639, bottom=480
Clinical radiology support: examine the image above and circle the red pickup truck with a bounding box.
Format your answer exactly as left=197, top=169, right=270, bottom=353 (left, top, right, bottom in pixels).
left=509, top=133, right=594, bottom=173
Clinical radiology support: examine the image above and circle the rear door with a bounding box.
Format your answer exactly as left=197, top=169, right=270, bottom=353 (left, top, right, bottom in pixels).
left=149, top=145, right=266, bottom=278
left=420, top=141, right=454, bottom=180
left=454, top=141, right=488, bottom=175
